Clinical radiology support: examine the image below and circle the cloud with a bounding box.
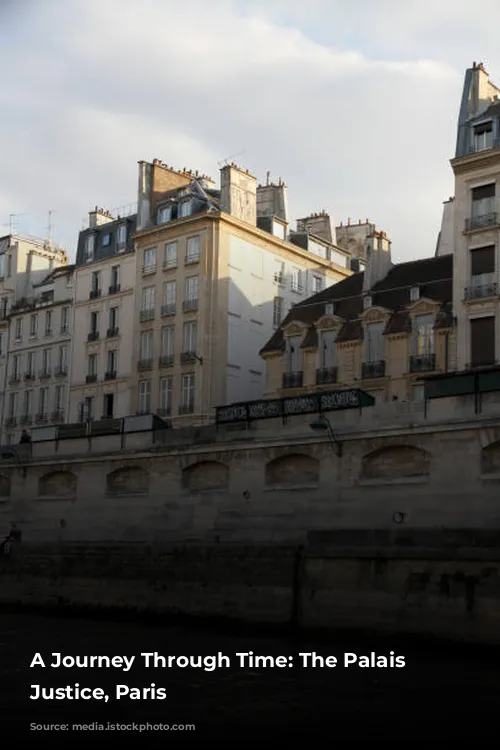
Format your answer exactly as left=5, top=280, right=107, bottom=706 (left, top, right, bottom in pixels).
left=0, top=0, right=492, bottom=262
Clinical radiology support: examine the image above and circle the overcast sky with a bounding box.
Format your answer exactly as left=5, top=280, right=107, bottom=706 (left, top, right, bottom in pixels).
left=1, top=0, right=499, bottom=262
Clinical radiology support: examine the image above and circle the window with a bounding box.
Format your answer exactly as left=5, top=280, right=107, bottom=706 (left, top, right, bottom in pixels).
left=107, top=349, right=117, bottom=373
left=58, top=345, right=68, bottom=371
left=87, top=353, right=97, bottom=376
left=274, top=261, right=284, bottom=284
left=110, top=265, right=120, bottom=288
left=365, top=322, right=385, bottom=362
left=8, top=392, right=17, bottom=417
left=141, top=285, right=155, bottom=311
left=90, top=311, right=99, bottom=334
left=181, top=373, right=195, bottom=410
left=179, top=200, right=193, bottom=218
left=102, top=233, right=111, bottom=247
left=60, top=307, right=69, bottom=333
left=12, top=354, right=20, bottom=378
left=157, top=205, right=172, bottom=224
left=473, top=121, right=493, bottom=152
left=287, top=335, right=302, bottom=373
left=312, top=275, right=323, bottom=294
left=410, top=286, right=420, bottom=302
left=0, top=331, right=4, bottom=355
left=109, top=307, right=118, bottom=329
left=91, top=270, right=100, bottom=293
left=117, top=224, right=127, bottom=246
left=164, top=242, right=177, bottom=268
left=471, top=183, right=495, bottom=218
left=138, top=380, right=151, bottom=413
left=0, top=298, right=7, bottom=318
left=413, top=314, right=434, bottom=355
left=14, top=318, right=22, bottom=342
left=363, top=295, right=372, bottom=309
left=55, top=384, right=65, bottom=411
left=140, top=330, right=153, bottom=360
left=42, top=348, right=51, bottom=373
left=159, top=376, right=173, bottom=414
left=144, top=247, right=157, bottom=270
left=163, top=281, right=176, bottom=306
left=27, top=351, right=36, bottom=376
left=84, top=234, right=95, bottom=262
left=320, top=330, right=337, bottom=368
left=470, top=245, right=495, bottom=288
left=183, top=321, right=197, bottom=352
left=38, top=388, right=48, bottom=415
left=79, top=396, right=93, bottom=421
left=273, top=296, right=283, bottom=327
left=291, top=268, right=302, bottom=292
left=45, top=310, right=52, bottom=336
left=103, top=393, right=114, bottom=418
left=29, top=314, right=38, bottom=337
left=161, top=326, right=174, bottom=356
left=23, top=390, right=32, bottom=416
left=186, top=236, right=200, bottom=262
left=470, top=316, right=495, bottom=367
left=185, top=276, right=199, bottom=301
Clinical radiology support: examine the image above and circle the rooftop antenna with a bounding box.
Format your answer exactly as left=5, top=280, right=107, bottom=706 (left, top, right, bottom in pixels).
left=217, top=149, right=246, bottom=168
left=8, top=213, right=27, bottom=234
left=47, top=210, right=54, bottom=244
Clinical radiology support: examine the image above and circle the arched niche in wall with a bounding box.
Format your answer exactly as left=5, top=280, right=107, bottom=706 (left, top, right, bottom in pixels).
left=361, top=445, right=430, bottom=480
left=182, top=461, right=229, bottom=493
left=38, top=470, right=77, bottom=499
left=0, top=474, right=11, bottom=499
left=106, top=466, right=149, bottom=496
left=265, top=453, right=319, bottom=488
left=481, top=440, right=500, bottom=474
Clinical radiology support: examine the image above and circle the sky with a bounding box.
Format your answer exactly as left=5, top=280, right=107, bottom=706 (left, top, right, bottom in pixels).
left=1, top=0, right=499, bottom=262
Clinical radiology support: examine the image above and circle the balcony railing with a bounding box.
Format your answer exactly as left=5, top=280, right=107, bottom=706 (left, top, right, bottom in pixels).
left=467, top=138, right=500, bottom=154
left=464, top=282, right=497, bottom=300
left=44, top=328, right=53, bottom=337
left=60, top=325, right=69, bottom=335
left=282, top=370, right=304, bottom=389
left=139, top=308, right=155, bottom=322
left=23, top=372, right=36, bottom=382
left=39, top=369, right=51, bottom=380
left=183, top=299, right=199, bottom=312
left=137, top=358, right=153, bottom=371
left=362, top=360, right=386, bottom=379
left=104, top=370, right=117, bottom=381
left=178, top=403, right=195, bottom=415
left=161, top=304, right=176, bottom=317
left=87, top=331, right=99, bottom=342
left=51, top=410, right=65, bottom=423
left=108, top=284, right=121, bottom=295
left=36, top=413, right=48, bottom=423
left=5, top=416, right=17, bottom=427
left=185, top=252, right=200, bottom=264
left=107, top=327, right=119, bottom=338
left=465, top=212, right=498, bottom=232
left=142, top=264, right=157, bottom=274
left=159, top=354, right=174, bottom=367
left=316, top=366, right=338, bottom=385
left=89, top=289, right=101, bottom=300
left=409, top=353, right=436, bottom=373
left=19, top=414, right=32, bottom=425
left=85, top=373, right=98, bottom=383
left=163, top=260, right=177, bottom=270
left=55, top=366, right=67, bottom=377
left=157, top=407, right=172, bottom=417
left=180, top=351, right=198, bottom=364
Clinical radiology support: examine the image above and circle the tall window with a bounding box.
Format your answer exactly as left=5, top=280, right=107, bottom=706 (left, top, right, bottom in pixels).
left=27, top=351, right=36, bottom=376
left=60, top=306, right=69, bottom=333
left=107, top=349, right=117, bottom=373
left=144, top=247, right=157, bottom=270
left=470, top=245, right=495, bottom=288
left=183, top=321, right=197, bottom=353
left=164, top=242, right=177, bottom=268
left=23, top=390, right=32, bottom=416
left=58, top=345, right=68, bottom=371
left=365, top=322, right=385, bottom=362
left=312, top=275, right=323, bottom=294
left=185, top=276, right=199, bottom=301
left=470, top=316, right=496, bottom=367
left=159, top=376, right=173, bottom=414
left=179, top=200, right=193, bottom=218
left=109, top=307, right=118, bottom=330
left=273, top=296, right=283, bottom=327
left=140, top=330, right=153, bottom=360
left=163, top=281, right=176, bottom=307
left=138, top=380, right=151, bottom=413
left=117, top=224, right=127, bottom=246
left=473, top=121, right=493, bottom=152
left=161, top=326, right=174, bottom=356
left=12, top=354, right=20, bottom=378
left=110, top=265, right=120, bottom=288
left=291, top=268, right=303, bottom=292
left=29, top=314, right=38, bottom=337
left=287, top=335, right=302, bottom=373
left=45, top=310, right=52, bottom=335
left=90, top=311, right=99, bottom=334
left=8, top=392, right=17, bottom=417
left=320, top=330, right=337, bottom=368
left=14, top=318, right=22, bottom=341
left=186, top=236, right=200, bottom=262
left=141, top=285, right=155, bottom=311
left=42, top=348, right=51, bottom=373
left=55, top=385, right=65, bottom=411
left=181, top=373, right=195, bottom=411
left=413, top=315, right=434, bottom=355
left=87, top=353, right=97, bottom=376
left=38, top=388, right=48, bottom=415
left=472, top=183, right=495, bottom=218
left=84, top=234, right=95, bottom=262
left=157, top=205, right=172, bottom=224
left=91, top=270, right=100, bottom=293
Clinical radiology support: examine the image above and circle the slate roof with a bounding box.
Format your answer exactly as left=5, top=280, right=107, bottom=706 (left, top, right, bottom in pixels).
left=260, top=254, right=453, bottom=355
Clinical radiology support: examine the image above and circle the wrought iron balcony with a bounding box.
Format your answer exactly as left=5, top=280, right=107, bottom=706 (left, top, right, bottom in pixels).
left=185, top=252, right=200, bottom=264
left=465, top=212, right=498, bottom=232
left=51, top=410, right=64, bottom=423
left=85, top=373, right=98, bottom=383
left=409, top=354, right=436, bottom=373
left=178, top=403, right=195, bottom=415
left=316, top=366, right=338, bottom=385
left=159, top=354, right=174, bottom=367
left=161, top=304, right=176, bottom=317
left=5, top=416, right=17, bottom=427
left=362, top=360, right=386, bottom=379
left=108, top=284, right=121, bottom=295
left=137, top=358, right=153, bottom=371
left=54, top=366, right=67, bottom=377
left=89, top=288, right=101, bottom=300
left=87, top=331, right=99, bottom=342
left=35, top=413, right=48, bottom=424
left=180, top=351, right=198, bottom=364
left=183, top=299, right=199, bottom=312
left=60, top=325, right=69, bottom=335
left=464, top=282, right=497, bottom=300
left=142, top=264, right=157, bottom=274
left=104, top=370, right=117, bottom=381
left=282, top=370, right=304, bottom=388
left=23, top=372, right=36, bottom=382
left=44, top=328, right=53, bottom=337
left=39, top=369, right=51, bottom=380
left=139, top=308, right=155, bottom=322
left=107, top=327, right=119, bottom=338
left=467, top=138, right=500, bottom=154
left=163, top=260, right=177, bottom=270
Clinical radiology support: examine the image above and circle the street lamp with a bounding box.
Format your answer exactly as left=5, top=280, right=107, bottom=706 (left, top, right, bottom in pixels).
left=309, top=416, right=342, bottom=457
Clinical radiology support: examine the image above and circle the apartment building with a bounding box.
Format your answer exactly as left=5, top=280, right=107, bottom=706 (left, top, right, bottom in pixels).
left=131, top=159, right=353, bottom=423
left=69, top=208, right=137, bottom=422
left=260, top=231, right=455, bottom=404
left=3, top=265, right=74, bottom=442
left=0, top=234, right=68, bottom=441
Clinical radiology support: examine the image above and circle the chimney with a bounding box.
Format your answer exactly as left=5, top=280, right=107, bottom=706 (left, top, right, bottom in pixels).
left=88, top=206, right=115, bottom=229
left=467, top=60, right=492, bottom=119
left=220, top=164, right=257, bottom=224
left=363, top=231, right=392, bottom=292
left=256, top=181, right=289, bottom=223
left=296, top=213, right=333, bottom=243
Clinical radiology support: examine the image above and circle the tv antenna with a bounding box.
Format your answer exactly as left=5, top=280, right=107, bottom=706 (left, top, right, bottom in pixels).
left=217, top=150, right=246, bottom=168
left=47, top=210, right=55, bottom=243
left=1, top=213, right=27, bottom=234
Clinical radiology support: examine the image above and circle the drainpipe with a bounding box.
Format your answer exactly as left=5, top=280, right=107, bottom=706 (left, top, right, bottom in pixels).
left=206, top=219, right=216, bottom=423
left=444, top=331, right=449, bottom=372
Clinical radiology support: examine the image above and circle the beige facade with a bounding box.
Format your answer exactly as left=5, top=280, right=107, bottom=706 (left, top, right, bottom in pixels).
left=131, top=160, right=352, bottom=423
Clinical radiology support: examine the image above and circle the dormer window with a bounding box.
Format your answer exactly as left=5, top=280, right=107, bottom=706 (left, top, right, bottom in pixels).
left=178, top=200, right=193, bottom=218
left=157, top=205, right=172, bottom=224
left=363, top=294, right=372, bottom=309
left=410, top=286, right=420, bottom=302
left=117, top=224, right=127, bottom=247
left=473, top=121, right=493, bottom=152
left=84, top=234, right=95, bottom=263
left=102, top=233, right=111, bottom=247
